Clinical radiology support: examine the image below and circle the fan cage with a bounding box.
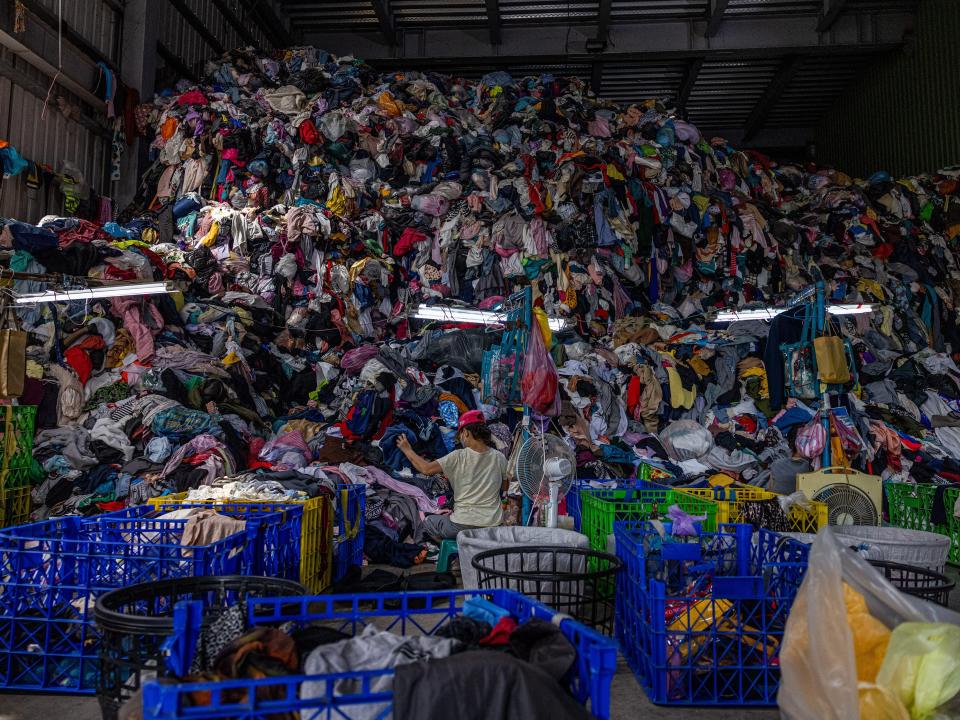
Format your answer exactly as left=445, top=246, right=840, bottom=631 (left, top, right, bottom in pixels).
left=812, top=483, right=878, bottom=525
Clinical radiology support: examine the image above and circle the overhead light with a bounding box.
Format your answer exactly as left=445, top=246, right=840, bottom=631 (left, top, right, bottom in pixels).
left=716, top=303, right=875, bottom=322
left=413, top=306, right=569, bottom=331
left=15, top=282, right=172, bottom=305
left=715, top=308, right=784, bottom=322
left=827, top=304, right=874, bottom=315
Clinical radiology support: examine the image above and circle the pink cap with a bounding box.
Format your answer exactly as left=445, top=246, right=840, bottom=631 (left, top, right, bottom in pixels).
left=458, top=409, right=486, bottom=431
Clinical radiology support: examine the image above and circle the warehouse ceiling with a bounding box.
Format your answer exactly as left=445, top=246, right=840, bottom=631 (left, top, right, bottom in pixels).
left=271, top=0, right=920, bottom=148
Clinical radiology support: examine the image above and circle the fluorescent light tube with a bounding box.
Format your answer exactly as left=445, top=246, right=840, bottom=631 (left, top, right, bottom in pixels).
left=716, top=303, right=875, bottom=322
left=16, top=282, right=172, bottom=304
left=827, top=304, right=874, bottom=315
left=715, top=308, right=784, bottom=322
left=413, top=306, right=568, bottom=331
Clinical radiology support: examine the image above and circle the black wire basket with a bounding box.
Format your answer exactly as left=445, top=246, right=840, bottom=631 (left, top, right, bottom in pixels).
left=471, top=545, right=622, bottom=634
left=94, top=575, right=305, bottom=720
left=869, top=560, right=956, bottom=607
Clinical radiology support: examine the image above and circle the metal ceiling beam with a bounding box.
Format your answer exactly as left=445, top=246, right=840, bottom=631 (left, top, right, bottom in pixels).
left=817, top=0, right=848, bottom=32
left=743, top=55, right=804, bottom=141
left=677, top=57, right=703, bottom=112
left=705, top=0, right=731, bottom=38
left=371, top=0, right=398, bottom=45
left=486, top=0, right=502, bottom=45
left=595, top=0, right=612, bottom=41
left=301, top=10, right=912, bottom=59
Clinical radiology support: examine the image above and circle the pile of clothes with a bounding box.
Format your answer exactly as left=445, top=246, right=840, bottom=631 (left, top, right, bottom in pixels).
left=4, top=45, right=960, bottom=548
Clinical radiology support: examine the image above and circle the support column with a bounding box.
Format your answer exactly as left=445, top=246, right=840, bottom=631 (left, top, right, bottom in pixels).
left=117, top=0, right=159, bottom=211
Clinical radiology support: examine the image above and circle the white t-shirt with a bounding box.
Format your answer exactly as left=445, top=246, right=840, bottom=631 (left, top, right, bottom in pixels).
left=438, top=447, right=507, bottom=527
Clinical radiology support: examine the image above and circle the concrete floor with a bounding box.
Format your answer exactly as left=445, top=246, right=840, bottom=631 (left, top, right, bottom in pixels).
left=0, top=659, right=779, bottom=720
left=2, top=564, right=956, bottom=720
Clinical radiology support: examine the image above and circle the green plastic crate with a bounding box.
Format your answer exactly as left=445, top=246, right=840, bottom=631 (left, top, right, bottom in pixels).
left=0, top=406, right=36, bottom=472
left=1, top=467, right=34, bottom=490
left=946, top=488, right=960, bottom=565
left=885, top=482, right=960, bottom=566
left=579, top=487, right=718, bottom=553
left=885, top=482, right=945, bottom=534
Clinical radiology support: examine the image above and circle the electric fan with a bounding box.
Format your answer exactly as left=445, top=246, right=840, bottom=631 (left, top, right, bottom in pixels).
left=515, top=433, right=577, bottom=528
left=797, top=467, right=882, bottom=526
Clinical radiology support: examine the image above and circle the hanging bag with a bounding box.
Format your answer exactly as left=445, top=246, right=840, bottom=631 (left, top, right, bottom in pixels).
left=520, top=321, right=561, bottom=417
left=0, top=298, right=25, bottom=399
left=781, top=304, right=817, bottom=400
left=814, top=319, right=850, bottom=385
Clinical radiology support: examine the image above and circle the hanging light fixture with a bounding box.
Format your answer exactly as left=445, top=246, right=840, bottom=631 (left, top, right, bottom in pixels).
left=15, top=282, right=172, bottom=305
left=413, top=305, right=569, bottom=331
left=715, top=304, right=874, bottom=322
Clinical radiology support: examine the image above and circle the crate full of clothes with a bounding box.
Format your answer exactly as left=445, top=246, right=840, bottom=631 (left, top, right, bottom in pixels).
left=678, top=485, right=827, bottom=533
left=138, top=588, right=619, bottom=720
left=0, top=505, right=290, bottom=692
left=579, top=482, right=719, bottom=553
left=886, top=482, right=960, bottom=564
left=147, top=493, right=333, bottom=592
left=614, top=521, right=809, bottom=706
left=332, top=483, right=365, bottom=583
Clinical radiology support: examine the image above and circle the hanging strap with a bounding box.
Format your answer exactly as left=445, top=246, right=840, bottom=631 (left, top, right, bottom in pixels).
left=339, top=487, right=362, bottom=540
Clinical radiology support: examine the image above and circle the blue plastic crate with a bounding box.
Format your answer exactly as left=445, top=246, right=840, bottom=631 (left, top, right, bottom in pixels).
left=0, top=514, right=257, bottom=693
left=104, top=503, right=304, bottom=582
left=614, top=521, right=809, bottom=706
left=142, top=588, right=618, bottom=720
left=332, top=484, right=365, bottom=583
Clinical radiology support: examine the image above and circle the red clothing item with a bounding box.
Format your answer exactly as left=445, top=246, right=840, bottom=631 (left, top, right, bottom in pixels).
left=97, top=501, right=126, bottom=512
left=479, top=616, right=518, bottom=646
left=177, top=89, right=208, bottom=107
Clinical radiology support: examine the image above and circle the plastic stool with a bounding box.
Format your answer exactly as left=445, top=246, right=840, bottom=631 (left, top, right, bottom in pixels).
left=436, top=538, right=459, bottom=572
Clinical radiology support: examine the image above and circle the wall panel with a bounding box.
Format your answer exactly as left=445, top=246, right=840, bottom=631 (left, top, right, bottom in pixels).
left=815, top=0, right=960, bottom=177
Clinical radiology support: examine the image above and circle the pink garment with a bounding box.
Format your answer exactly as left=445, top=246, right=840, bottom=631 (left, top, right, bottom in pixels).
left=360, top=464, right=440, bottom=514
left=111, top=297, right=164, bottom=362
left=341, top=344, right=379, bottom=374
left=162, top=434, right=224, bottom=478
left=260, top=431, right=312, bottom=464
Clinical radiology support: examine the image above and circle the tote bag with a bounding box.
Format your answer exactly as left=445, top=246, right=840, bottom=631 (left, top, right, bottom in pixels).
left=0, top=300, right=25, bottom=399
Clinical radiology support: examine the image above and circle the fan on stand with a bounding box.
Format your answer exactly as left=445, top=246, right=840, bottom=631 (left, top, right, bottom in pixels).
left=514, top=433, right=576, bottom=528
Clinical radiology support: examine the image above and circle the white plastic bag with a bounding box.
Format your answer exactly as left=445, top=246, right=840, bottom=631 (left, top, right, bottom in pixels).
left=658, top=419, right=714, bottom=461
left=778, top=527, right=960, bottom=720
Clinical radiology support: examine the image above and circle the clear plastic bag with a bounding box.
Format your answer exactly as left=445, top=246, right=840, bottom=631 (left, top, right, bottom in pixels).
left=658, top=419, right=714, bottom=461
left=779, top=527, right=960, bottom=720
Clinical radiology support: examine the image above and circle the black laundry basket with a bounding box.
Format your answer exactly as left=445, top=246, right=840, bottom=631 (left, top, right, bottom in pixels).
left=94, top=575, right=305, bottom=720
left=471, top=546, right=621, bottom=634
left=869, top=560, right=956, bottom=607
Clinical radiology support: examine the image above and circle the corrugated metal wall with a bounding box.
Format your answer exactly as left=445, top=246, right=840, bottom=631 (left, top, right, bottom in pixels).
left=0, top=49, right=110, bottom=223
left=158, top=0, right=273, bottom=75
left=0, top=0, right=277, bottom=223
left=815, top=0, right=960, bottom=177
left=34, top=0, right=120, bottom=59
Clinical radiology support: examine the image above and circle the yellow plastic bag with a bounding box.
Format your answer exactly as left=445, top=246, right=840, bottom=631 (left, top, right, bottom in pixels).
left=876, top=623, right=960, bottom=720
left=843, top=583, right=892, bottom=682
left=859, top=683, right=911, bottom=720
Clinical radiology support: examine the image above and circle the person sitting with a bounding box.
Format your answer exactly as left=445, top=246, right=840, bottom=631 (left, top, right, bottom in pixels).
left=769, top=424, right=813, bottom=495
left=396, top=410, right=508, bottom=541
